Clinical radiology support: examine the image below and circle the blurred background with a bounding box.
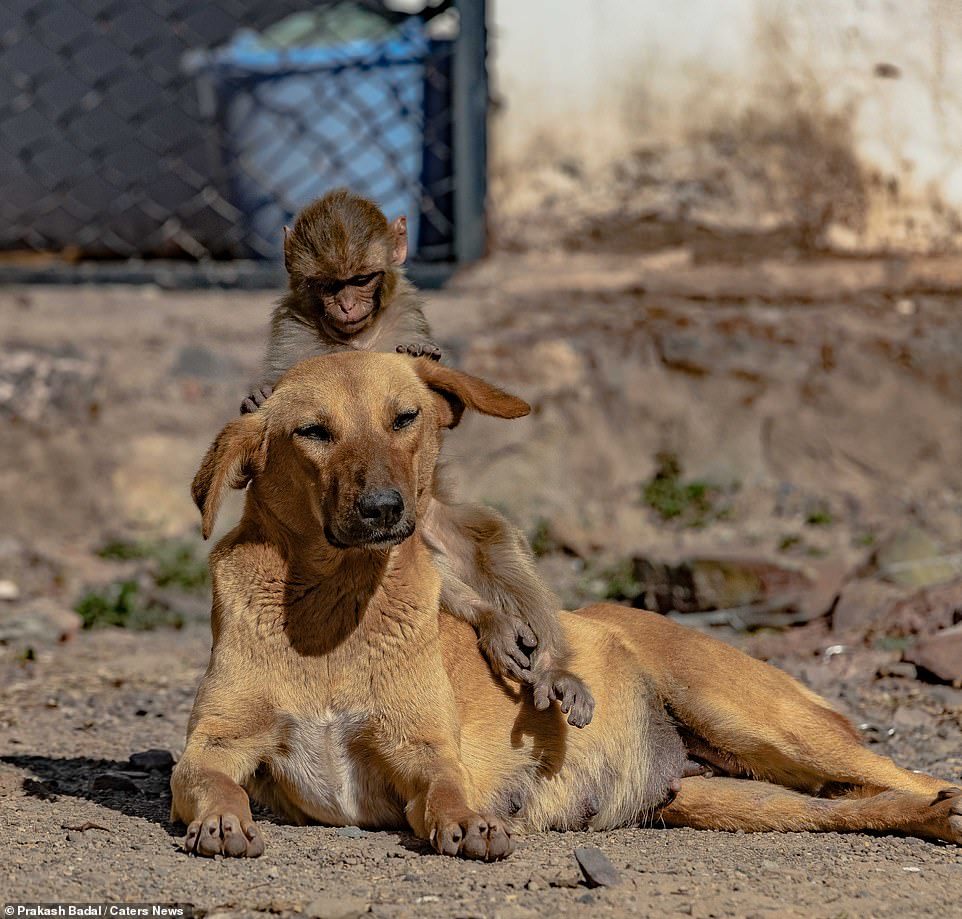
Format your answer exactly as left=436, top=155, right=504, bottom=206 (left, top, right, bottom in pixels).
left=2, top=0, right=962, bottom=904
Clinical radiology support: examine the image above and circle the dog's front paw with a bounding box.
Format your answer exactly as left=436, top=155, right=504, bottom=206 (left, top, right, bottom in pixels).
left=183, top=812, right=264, bottom=858
left=240, top=385, right=273, bottom=415
left=532, top=671, right=596, bottom=728
left=396, top=343, right=442, bottom=361
left=430, top=811, right=513, bottom=861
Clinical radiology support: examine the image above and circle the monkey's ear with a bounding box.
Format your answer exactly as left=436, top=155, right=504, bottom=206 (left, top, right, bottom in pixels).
left=191, top=412, right=266, bottom=539
left=414, top=359, right=530, bottom=429
left=283, top=225, right=293, bottom=273
left=390, top=216, right=408, bottom=265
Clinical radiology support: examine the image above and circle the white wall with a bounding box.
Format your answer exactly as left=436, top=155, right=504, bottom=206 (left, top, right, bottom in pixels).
left=490, top=0, right=962, bottom=221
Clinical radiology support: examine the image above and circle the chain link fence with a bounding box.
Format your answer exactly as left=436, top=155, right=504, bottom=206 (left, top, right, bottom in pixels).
left=0, top=0, right=483, bottom=274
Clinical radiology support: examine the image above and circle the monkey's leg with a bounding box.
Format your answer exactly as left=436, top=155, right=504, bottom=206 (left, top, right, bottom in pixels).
left=436, top=564, right=533, bottom=681
left=531, top=669, right=595, bottom=729
left=659, top=776, right=962, bottom=844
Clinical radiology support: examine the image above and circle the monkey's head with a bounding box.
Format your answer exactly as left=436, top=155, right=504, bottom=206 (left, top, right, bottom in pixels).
left=283, top=189, right=407, bottom=340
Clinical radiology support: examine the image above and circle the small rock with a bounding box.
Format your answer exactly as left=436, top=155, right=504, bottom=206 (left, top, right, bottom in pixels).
left=91, top=771, right=141, bottom=794
left=335, top=825, right=369, bottom=839
left=574, top=845, right=622, bottom=888
left=23, top=778, right=58, bottom=801
left=548, top=875, right=582, bottom=889
left=926, top=685, right=962, bottom=710
left=0, top=579, right=20, bottom=601
left=892, top=706, right=932, bottom=731
left=304, top=894, right=369, bottom=919
left=832, top=579, right=903, bottom=635
left=875, top=528, right=957, bottom=588
left=876, top=661, right=917, bottom=680
left=0, top=600, right=82, bottom=644
left=128, top=749, right=175, bottom=772
left=903, top=624, right=962, bottom=686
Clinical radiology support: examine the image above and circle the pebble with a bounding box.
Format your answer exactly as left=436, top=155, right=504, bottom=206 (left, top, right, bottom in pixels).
left=304, top=894, right=370, bottom=919
left=128, top=749, right=175, bottom=772
left=335, top=825, right=369, bottom=839
left=574, top=845, right=622, bottom=887
left=91, top=771, right=141, bottom=794
left=0, top=579, right=20, bottom=600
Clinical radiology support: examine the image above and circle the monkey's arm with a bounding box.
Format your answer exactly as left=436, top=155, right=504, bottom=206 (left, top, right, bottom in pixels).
left=369, top=283, right=441, bottom=361
left=426, top=497, right=595, bottom=727
left=241, top=308, right=358, bottom=414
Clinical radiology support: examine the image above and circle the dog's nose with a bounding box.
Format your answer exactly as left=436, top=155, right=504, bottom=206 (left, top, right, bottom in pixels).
left=356, top=489, right=404, bottom=528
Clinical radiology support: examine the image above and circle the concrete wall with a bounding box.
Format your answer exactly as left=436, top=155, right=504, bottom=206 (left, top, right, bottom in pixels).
left=489, top=0, right=962, bottom=236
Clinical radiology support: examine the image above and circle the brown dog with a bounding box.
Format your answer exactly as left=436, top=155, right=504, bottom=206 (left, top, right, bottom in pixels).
left=172, top=353, right=962, bottom=859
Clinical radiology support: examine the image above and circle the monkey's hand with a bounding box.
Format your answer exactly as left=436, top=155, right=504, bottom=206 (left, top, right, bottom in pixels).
left=476, top=612, right=537, bottom=684
left=396, top=343, right=442, bottom=361
left=240, top=384, right=273, bottom=415
left=532, top=670, right=595, bottom=729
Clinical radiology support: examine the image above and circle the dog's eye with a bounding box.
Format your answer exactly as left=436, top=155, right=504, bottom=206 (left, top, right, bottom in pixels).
left=295, top=423, right=332, bottom=442
left=392, top=409, right=419, bottom=431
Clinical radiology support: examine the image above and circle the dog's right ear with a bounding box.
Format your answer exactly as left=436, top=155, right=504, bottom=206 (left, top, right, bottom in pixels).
left=191, top=412, right=266, bottom=539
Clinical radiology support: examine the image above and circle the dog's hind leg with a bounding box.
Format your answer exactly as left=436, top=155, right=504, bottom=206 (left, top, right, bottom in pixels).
left=659, top=776, right=962, bottom=845
left=660, top=653, right=949, bottom=798
left=584, top=606, right=953, bottom=798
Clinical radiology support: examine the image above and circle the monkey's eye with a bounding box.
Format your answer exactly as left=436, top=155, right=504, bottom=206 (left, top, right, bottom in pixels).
left=295, top=423, right=333, bottom=442
left=392, top=409, right=420, bottom=431
left=349, top=272, right=379, bottom=287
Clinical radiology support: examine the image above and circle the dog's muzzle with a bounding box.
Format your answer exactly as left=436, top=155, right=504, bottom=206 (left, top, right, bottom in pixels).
left=325, top=488, right=415, bottom=548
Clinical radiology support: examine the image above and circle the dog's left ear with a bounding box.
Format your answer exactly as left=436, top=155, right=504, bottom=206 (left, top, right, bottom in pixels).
left=191, top=412, right=266, bottom=539
left=414, top=358, right=530, bottom=429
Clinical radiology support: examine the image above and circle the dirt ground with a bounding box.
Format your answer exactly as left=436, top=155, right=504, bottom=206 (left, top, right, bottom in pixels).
left=1, top=246, right=961, bottom=917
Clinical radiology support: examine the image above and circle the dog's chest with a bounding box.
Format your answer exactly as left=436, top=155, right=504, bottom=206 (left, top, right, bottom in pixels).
left=272, top=709, right=400, bottom=827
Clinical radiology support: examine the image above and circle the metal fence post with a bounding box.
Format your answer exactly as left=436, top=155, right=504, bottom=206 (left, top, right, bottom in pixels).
left=452, top=0, right=488, bottom=262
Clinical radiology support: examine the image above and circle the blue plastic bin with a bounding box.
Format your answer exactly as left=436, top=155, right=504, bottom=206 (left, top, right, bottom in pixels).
left=186, top=17, right=429, bottom=259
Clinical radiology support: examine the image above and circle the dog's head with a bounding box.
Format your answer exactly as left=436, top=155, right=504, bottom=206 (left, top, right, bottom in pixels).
left=192, top=353, right=530, bottom=548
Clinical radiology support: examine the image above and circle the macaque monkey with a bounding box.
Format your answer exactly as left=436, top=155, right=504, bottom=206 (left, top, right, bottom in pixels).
left=241, top=189, right=594, bottom=727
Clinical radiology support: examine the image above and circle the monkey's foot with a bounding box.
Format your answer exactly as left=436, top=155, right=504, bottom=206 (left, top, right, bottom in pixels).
left=478, top=617, right=537, bottom=683
left=241, top=384, right=273, bottom=415
left=397, top=343, right=442, bottom=361
left=532, top=670, right=596, bottom=728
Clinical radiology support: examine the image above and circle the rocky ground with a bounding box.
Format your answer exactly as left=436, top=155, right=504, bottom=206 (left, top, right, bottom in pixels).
left=1, top=240, right=961, bottom=916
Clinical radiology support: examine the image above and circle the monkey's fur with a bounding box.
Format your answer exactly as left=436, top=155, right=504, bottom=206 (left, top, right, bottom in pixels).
left=243, top=189, right=594, bottom=726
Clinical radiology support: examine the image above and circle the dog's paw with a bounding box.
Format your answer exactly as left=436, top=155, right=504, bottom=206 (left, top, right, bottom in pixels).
left=241, top=384, right=273, bottom=415
left=430, top=811, right=513, bottom=861
left=532, top=670, right=595, bottom=728
left=183, top=812, right=264, bottom=858
left=929, top=786, right=962, bottom=844
left=396, top=343, right=442, bottom=361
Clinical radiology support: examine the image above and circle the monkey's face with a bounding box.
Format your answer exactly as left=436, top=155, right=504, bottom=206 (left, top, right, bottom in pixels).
left=306, top=269, right=385, bottom=339
left=283, top=194, right=409, bottom=340
left=192, top=354, right=530, bottom=551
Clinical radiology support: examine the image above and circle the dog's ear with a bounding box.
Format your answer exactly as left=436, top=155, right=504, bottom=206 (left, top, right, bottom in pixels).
left=191, top=412, right=266, bottom=539
left=414, top=359, right=530, bottom=429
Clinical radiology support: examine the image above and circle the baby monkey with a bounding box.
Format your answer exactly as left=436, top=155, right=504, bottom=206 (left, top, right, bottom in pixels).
left=242, top=189, right=594, bottom=727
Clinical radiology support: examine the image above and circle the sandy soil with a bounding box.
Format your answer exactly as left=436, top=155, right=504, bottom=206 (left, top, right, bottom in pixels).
left=1, top=624, right=960, bottom=918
